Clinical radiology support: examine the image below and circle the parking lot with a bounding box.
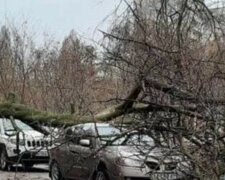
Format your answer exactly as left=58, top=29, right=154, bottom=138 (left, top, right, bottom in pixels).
left=0, top=164, right=49, bottom=180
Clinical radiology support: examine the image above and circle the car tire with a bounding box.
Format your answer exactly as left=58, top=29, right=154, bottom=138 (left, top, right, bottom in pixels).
left=50, top=161, right=64, bottom=180
left=0, top=147, right=10, bottom=171
left=94, top=169, right=109, bottom=180
left=23, top=162, right=34, bottom=171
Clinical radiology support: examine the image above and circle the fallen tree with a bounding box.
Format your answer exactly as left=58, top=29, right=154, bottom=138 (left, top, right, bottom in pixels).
left=0, top=80, right=214, bottom=131
left=0, top=0, right=225, bottom=178
left=0, top=85, right=142, bottom=130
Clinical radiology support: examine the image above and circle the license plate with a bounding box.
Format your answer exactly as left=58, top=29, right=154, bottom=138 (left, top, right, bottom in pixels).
left=151, top=173, right=179, bottom=180
left=36, top=150, right=48, bottom=157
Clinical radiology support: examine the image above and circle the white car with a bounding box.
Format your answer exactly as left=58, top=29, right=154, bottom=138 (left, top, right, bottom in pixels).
left=0, top=118, right=51, bottom=170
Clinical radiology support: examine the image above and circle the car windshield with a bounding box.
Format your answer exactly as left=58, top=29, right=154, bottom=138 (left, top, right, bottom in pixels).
left=110, top=134, right=155, bottom=146
left=3, top=119, right=34, bottom=131
left=121, top=134, right=155, bottom=146
left=97, top=126, right=121, bottom=137
left=96, top=126, right=122, bottom=145
left=97, top=126, right=155, bottom=146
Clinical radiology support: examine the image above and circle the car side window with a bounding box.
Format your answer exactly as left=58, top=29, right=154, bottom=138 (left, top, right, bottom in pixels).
left=72, top=133, right=94, bottom=149
left=66, top=127, right=94, bottom=148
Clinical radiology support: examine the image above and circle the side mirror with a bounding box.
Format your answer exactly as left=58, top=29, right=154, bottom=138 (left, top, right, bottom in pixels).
left=79, top=139, right=90, bottom=147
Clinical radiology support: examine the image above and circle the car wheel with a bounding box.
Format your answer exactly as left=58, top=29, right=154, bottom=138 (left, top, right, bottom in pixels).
left=23, top=162, right=34, bottom=171
left=0, top=148, right=10, bottom=171
left=95, top=169, right=109, bottom=180
left=51, top=161, right=64, bottom=180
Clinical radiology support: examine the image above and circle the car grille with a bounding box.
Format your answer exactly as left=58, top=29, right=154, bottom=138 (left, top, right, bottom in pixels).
left=145, top=161, right=160, bottom=170
left=27, top=140, right=52, bottom=147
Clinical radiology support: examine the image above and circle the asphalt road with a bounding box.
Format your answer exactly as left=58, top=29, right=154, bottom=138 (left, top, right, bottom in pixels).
left=0, top=164, right=50, bottom=180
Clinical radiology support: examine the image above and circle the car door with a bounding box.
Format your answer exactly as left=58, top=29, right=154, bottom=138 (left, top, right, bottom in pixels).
left=53, top=140, right=72, bottom=179
left=52, top=129, right=79, bottom=180
left=58, top=133, right=81, bottom=180
left=68, top=136, right=97, bottom=180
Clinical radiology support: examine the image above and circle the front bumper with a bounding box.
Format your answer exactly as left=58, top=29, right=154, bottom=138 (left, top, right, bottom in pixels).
left=8, top=151, right=49, bottom=164
left=6, top=145, right=49, bottom=164
left=108, top=166, right=186, bottom=180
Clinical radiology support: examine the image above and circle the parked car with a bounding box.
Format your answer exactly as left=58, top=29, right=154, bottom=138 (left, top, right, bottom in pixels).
left=0, top=118, right=51, bottom=170
left=49, top=123, right=191, bottom=180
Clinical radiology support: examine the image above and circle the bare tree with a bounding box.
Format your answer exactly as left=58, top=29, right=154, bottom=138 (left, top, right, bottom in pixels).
left=1, top=1, right=225, bottom=179
left=99, top=0, right=225, bottom=179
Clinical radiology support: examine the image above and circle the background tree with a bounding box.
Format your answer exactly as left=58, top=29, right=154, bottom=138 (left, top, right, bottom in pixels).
left=100, top=0, right=225, bottom=179
left=1, top=1, right=225, bottom=179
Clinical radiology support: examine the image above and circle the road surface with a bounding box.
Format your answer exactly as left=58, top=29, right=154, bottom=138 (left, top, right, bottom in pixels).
left=0, top=164, right=50, bottom=180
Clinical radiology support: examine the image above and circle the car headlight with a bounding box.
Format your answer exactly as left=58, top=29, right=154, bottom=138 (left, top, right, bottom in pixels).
left=177, top=161, right=193, bottom=172
left=115, top=157, right=144, bottom=167
left=9, top=138, right=25, bottom=146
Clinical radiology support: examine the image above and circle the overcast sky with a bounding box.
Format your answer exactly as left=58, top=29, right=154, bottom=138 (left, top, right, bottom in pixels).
left=0, top=0, right=122, bottom=44
left=0, top=0, right=222, bottom=45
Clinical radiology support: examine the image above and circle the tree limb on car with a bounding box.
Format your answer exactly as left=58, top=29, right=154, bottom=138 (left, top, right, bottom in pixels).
left=0, top=80, right=217, bottom=134
left=0, top=82, right=208, bottom=132
left=0, top=101, right=203, bottom=133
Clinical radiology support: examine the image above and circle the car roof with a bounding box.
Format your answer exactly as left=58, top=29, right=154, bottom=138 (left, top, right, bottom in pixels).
left=74, top=123, right=112, bottom=129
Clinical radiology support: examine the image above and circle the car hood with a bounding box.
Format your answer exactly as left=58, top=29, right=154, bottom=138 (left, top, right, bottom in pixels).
left=9, top=130, right=44, bottom=140
left=22, top=130, right=44, bottom=139
left=105, top=145, right=180, bottom=162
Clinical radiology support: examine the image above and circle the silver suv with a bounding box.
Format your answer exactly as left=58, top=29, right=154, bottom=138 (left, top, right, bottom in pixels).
left=0, top=118, right=50, bottom=170
left=49, top=123, right=191, bottom=180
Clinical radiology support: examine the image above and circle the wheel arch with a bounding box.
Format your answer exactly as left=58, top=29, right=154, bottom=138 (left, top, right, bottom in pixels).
left=49, top=159, right=65, bottom=179
left=0, top=143, right=6, bottom=150
left=0, top=143, right=10, bottom=171
left=0, top=143, right=6, bottom=154
left=49, top=159, right=56, bottom=178
left=92, top=160, right=109, bottom=180
left=97, top=160, right=107, bottom=171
